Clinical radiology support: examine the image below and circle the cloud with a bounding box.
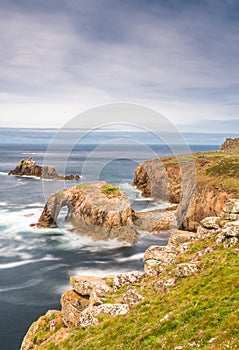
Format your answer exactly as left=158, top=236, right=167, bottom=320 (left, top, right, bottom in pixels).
left=0, top=0, right=239, bottom=128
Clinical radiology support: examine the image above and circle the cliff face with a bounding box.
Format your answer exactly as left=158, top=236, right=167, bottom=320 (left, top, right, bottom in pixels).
left=134, top=151, right=236, bottom=231
left=36, top=182, right=138, bottom=243
left=9, top=158, right=80, bottom=180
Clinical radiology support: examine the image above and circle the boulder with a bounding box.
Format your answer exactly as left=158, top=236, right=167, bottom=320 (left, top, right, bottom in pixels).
left=168, top=230, right=197, bottom=247
left=175, top=263, right=198, bottom=277
left=70, top=276, right=111, bottom=297
left=144, top=245, right=178, bottom=276
left=122, top=286, right=144, bottom=308
left=60, top=290, right=89, bottom=327
left=196, top=226, right=217, bottom=239
left=113, top=271, right=143, bottom=292
left=223, top=199, right=239, bottom=214
left=70, top=275, right=111, bottom=306
left=154, top=277, right=177, bottom=293
left=79, top=304, right=129, bottom=327
left=201, top=217, right=220, bottom=229
left=9, top=157, right=80, bottom=180
left=222, top=221, right=239, bottom=237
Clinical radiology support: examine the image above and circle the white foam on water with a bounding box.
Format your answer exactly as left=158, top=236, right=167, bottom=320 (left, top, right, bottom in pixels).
left=0, top=172, right=8, bottom=176
left=68, top=266, right=132, bottom=278
left=140, top=202, right=172, bottom=212
left=0, top=207, right=42, bottom=235
left=25, top=202, right=44, bottom=208
left=0, top=278, right=43, bottom=293
left=22, top=152, right=45, bottom=156
left=115, top=252, right=144, bottom=262
left=0, top=255, right=60, bottom=270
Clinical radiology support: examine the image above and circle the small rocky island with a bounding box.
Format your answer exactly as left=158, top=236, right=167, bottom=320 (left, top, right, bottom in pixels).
left=9, top=158, right=80, bottom=180
left=35, top=182, right=138, bottom=243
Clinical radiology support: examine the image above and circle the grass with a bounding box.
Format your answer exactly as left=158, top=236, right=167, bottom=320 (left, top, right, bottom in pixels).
left=31, top=235, right=239, bottom=350
left=160, top=150, right=239, bottom=197
left=101, top=184, right=120, bottom=195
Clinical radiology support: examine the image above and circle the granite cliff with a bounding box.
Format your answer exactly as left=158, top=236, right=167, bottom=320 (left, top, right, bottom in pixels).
left=134, top=139, right=239, bottom=230
left=9, top=158, right=80, bottom=180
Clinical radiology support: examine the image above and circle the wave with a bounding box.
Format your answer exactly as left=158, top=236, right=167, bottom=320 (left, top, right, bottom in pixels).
left=115, top=253, right=144, bottom=262
left=0, top=255, right=60, bottom=270
left=140, top=202, right=172, bottom=212
left=22, top=152, right=45, bottom=156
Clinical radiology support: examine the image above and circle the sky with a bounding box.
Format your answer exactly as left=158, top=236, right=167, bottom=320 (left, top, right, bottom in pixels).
left=1, top=0, right=239, bottom=132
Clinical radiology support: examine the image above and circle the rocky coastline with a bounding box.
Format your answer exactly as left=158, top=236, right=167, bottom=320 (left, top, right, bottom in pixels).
left=20, top=138, right=239, bottom=349
left=9, top=158, right=80, bottom=180
left=133, top=146, right=237, bottom=231
left=21, top=198, right=239, bottom=349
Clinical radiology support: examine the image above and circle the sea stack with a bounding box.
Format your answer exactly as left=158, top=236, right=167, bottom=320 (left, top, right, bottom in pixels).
left=36, top=182, right=138, bottom=243
left=8, top=158, right=80, bottom=180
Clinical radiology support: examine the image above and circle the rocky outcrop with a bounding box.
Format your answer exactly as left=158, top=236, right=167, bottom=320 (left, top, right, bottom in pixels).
left=21, top=271, right=143, bottom=349
left=36, top=182, right=138, bottom=243
left=134, top=152, right=233, bottom=231
left=9, top=158, right=80, bottom=180
left=144, top=199, right=239, bottom=278
left=21, top=200, right=239, bottom=350
left=220, top=137, right=239, bottom=151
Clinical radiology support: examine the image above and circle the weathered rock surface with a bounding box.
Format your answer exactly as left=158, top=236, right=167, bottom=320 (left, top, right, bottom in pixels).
left=223, top=199, right=239, bottom=214
left=168, top=230, right=197, bottom=247
left=36, top=182, right=138, bottom=243
left=134, top=207, right=177, bottom=232
left=21, top=310, right=64, bottom=350
left=61, top=290, right=90, bottom=327
left=134, top=154, right=232, bottom=231
left=220, top=137, right=239, bottom=151
left=9, top=158, right=80, bottom=180
left=79, top=303, right=129, bottom=327
left=113, top=271, right=143, bottom=292
left=122, top=286, right=144, bottom=308
left=154, top=277, right=177, bottom=293
left=175, top=263, right=198, bottom=277
left=200, top=216, right=220, bottom=229
left=144, top=245, right=177, bottom=276
left=70, top=275, right=111, bottom=306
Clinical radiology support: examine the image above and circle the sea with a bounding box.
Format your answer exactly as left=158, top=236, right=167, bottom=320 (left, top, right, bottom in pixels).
left=0, top=128, right=238, bottom=350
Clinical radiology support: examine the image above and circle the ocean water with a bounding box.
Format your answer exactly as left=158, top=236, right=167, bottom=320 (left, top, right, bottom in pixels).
left=0, top=128, right=238, bottom=350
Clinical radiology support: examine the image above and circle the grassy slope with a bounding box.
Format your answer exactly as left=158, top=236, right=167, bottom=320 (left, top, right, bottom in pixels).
left=161, top=150, right=239, bottom=198
left=34, top=236, right=239, bottom=350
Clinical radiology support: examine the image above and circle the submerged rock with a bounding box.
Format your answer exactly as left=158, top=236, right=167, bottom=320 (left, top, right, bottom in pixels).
left=9, top=158, right=80, bottom=180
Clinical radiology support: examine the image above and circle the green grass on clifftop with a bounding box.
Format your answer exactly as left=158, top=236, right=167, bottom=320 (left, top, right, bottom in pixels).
left=34, top=236, right=239, bottom=350
left=101, top=184, right=120, bottom=195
